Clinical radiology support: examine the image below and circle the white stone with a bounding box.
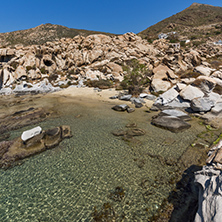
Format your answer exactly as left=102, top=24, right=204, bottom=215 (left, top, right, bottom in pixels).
left=155, top=87, right=179, bottom=105
left=151, top=79, right=171, bottom=92
left=211, top=102, right=222, bottom=114
left=180, top=85, right=204, bottom=101
left=176, top=83, right=187, bottom=91
left=194, top=65, right=215, bottom=76
left=21, top=126, right=42, bottom=142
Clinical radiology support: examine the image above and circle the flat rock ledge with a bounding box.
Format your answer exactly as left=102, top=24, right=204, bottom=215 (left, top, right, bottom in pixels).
left=0, top=125, right=72, bottom=169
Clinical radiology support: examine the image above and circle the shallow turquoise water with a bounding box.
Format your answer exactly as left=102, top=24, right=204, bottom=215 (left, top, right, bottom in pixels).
left=0, top=96, right=205, bottom=221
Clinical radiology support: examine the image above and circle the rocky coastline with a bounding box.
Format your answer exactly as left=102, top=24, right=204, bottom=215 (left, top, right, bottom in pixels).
left=0, top=32, right=222, bottom=221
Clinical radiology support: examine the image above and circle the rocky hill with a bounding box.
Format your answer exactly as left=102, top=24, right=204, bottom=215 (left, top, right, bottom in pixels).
left=139, top=3, right=222, bottom=41
left=0, top=23, right=115, bottom=47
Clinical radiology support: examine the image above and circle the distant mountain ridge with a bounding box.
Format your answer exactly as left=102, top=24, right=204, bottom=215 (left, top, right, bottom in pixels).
left=139, top=3, right=222, bottom=40
left=1, top=3, right=222, bottom=47
left=0, top=23, right=115, bottom=47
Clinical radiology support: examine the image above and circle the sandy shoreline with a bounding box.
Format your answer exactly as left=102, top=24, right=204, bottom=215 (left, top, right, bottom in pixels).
left=51, top=86, right=155, bottom=107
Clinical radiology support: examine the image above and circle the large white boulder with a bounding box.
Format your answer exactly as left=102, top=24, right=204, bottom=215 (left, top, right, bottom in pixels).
left=194, top=65, right=215, bottom=76
left=180, top=85, right=204, bottom=101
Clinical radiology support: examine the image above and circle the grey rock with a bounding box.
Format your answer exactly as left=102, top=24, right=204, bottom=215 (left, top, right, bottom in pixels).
left=130, top=97, right=144, bottom=108
left=191, top=97, right=214, bottom=112
left=112, top=104, right=129, bottom=112
left=164, top=95, right=191, bottom=109
left=0, top=87, right=13, bottom=95
left=139, top=93, right=156, bottom=100
left=145, top=94, right=157, bottom=100
left=126, top=107, right=135, bottom=113
left=109, top=95, right=118, bottom=99
left=161, top=109, right=191, bottom=121
left=119, top=94, right=132, bottom=101
left=151, top=115, right=191, bottom=132
left=139, top=93, right=149, bottom=98
left=207, top=92, right=221, bottom=105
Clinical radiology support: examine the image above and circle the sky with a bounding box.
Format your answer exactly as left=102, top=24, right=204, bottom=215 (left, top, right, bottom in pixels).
left=0, top=1, right=222, bottom=34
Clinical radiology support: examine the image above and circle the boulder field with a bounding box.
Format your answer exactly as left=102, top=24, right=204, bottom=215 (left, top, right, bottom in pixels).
left=0, top=32, right=221, bottom=95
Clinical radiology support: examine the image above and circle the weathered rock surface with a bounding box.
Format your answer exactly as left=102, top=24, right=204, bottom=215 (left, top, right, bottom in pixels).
left=192, top=76, right=217, bottom=94
left=0, top=125, right=72, bottom=168
left=194, top=166, right=222, bottom=222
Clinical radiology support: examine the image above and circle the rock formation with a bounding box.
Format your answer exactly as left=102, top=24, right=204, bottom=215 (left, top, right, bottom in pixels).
left=0, top=125, right=72, bottom=169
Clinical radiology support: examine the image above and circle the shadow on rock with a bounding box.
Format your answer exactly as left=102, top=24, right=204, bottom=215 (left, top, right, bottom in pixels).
left=168, top=165, right=202, bottom=222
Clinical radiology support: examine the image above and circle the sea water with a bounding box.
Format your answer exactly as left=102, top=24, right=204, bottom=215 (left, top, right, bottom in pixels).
left=0, top=95, right=205, bottom=221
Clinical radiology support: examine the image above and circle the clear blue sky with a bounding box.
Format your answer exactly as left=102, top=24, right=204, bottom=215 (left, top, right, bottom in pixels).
left=0, top=1, right=222, bottom=34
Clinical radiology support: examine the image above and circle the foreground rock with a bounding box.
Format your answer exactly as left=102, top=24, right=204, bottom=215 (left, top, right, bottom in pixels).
left=0, top=125, right=72, bottom=169
left=194, top=166, right=222, bottom=222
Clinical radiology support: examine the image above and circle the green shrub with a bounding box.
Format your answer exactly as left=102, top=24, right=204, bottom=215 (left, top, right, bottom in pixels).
left=85, top=79, right=113, bottom=89
left=40, top=67, right=47, bottom=74
left=26, top=65, right=36, bottom=72
left=120, top=59, right=151, bottom=96
left=180, top=41, right=186, bottom=47
left=215, top=31, right=221, bottom=35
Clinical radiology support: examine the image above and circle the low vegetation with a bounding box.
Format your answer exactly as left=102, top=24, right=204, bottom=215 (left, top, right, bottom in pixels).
left=120, top=59, right=151, bottom=96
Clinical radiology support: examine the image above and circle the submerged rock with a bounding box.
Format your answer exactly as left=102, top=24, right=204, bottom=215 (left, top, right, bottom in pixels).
left=151, top=115, right=191, bottom=132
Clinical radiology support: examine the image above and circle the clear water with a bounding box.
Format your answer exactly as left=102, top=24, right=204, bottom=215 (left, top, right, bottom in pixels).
left=0, top=95, right=205, bottom=221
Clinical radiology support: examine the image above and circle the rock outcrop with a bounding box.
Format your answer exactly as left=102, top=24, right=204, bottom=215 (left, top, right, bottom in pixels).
left=0, top=125, right=72, bottom=169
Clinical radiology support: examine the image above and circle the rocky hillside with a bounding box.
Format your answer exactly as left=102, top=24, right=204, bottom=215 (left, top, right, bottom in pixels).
left=0, top=33, right=221, bottom=95
left=139, top=3, right=222, bottom=41
left=0, top=23, right=115, bottom=47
